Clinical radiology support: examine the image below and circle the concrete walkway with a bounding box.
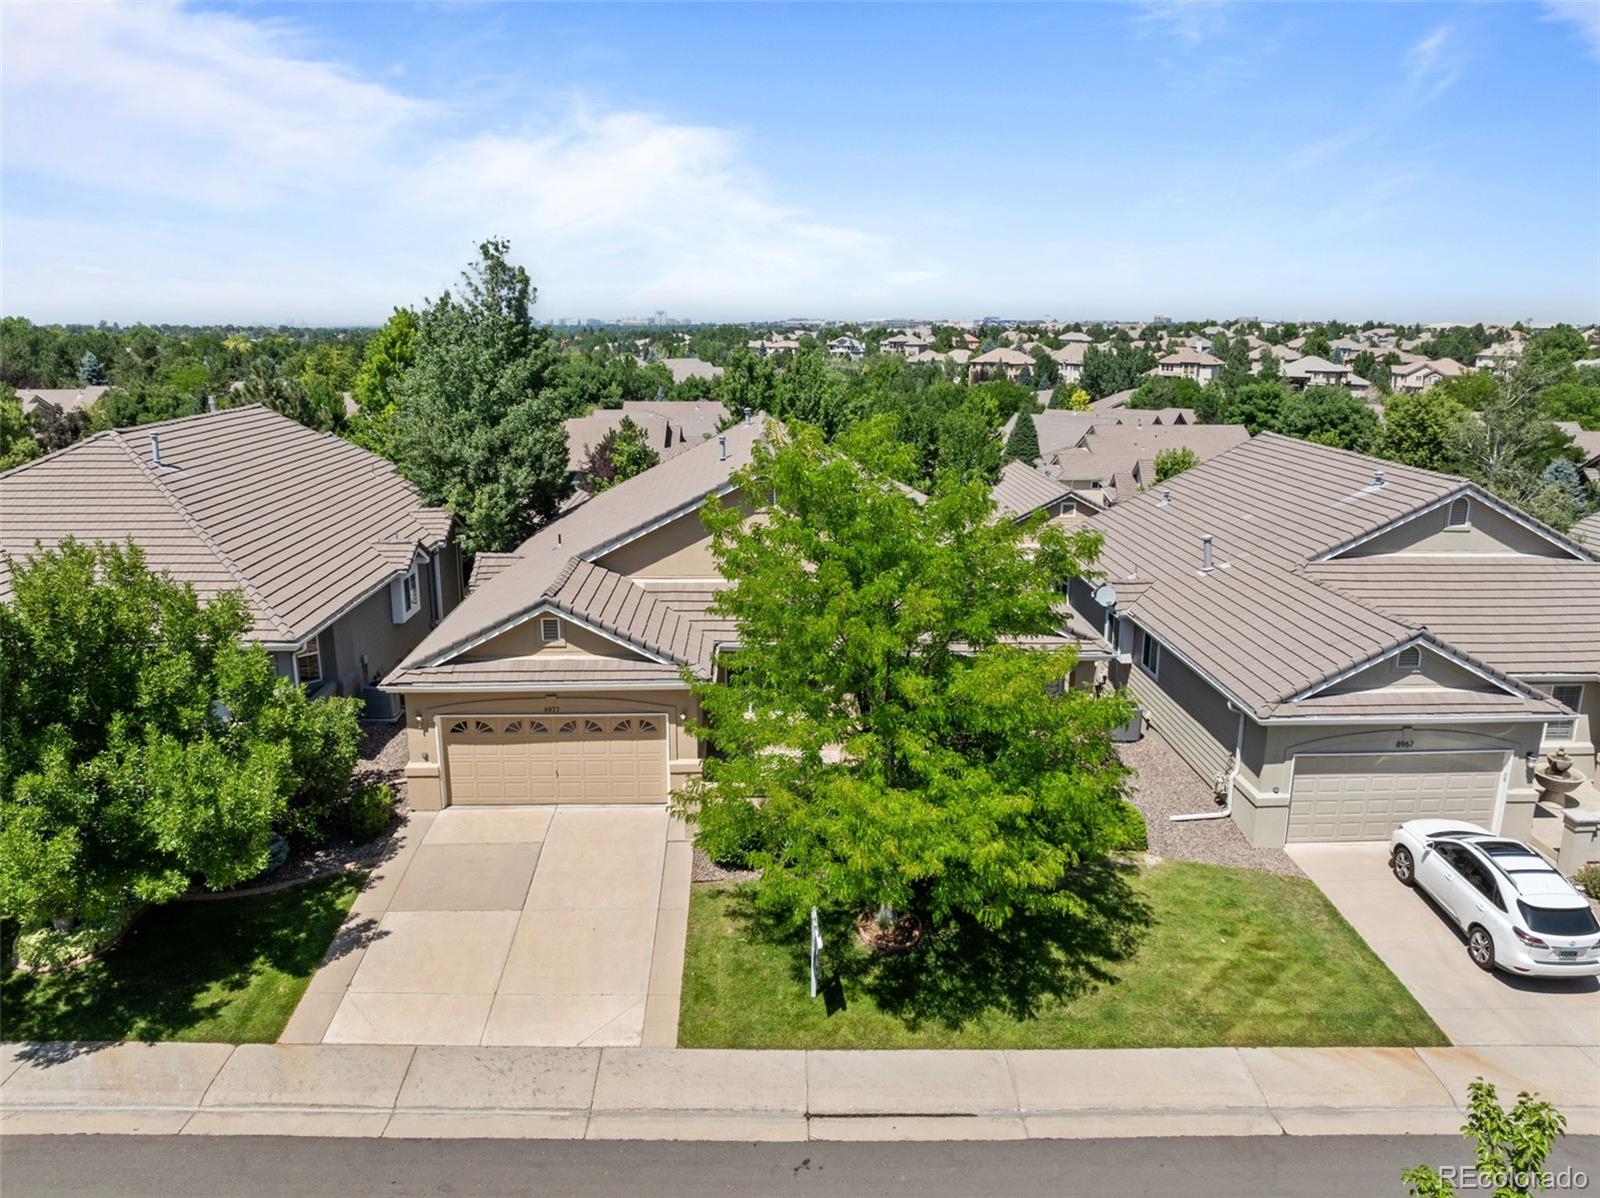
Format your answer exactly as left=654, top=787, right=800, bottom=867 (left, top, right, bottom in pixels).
left=3, top=1042, right=1596, bottom=1141
left=281, top=806, right=691, bottom=1049
left=1289, top=843, right=1600, bottom=1049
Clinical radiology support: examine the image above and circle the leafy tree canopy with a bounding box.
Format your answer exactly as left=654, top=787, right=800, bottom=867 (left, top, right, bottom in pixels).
left=0, top=540, right=363, bottom=932
left=1154, top=446, right=1198, bottom=482
left=389, top=238, right=571, bottom=553
left=581, top=415, right=661, bottom=493
left=680, top=424, right=1134, bottom=931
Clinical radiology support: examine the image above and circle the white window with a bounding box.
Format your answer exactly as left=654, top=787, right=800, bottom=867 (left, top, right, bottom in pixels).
left=1140, top=631, right=1162, bottom=677
left=540, top=616, right=562, bottom=643
left=1445, top=497, right=1470, bottom=528
left=294, top=639, right=322, bottom=686
left=1544, top=719, right=1577, bottom=744
left=1394, top=646, right=1422, bottom=671
left=1543, top=685, right=1583, bottom=744
left=391, top=564, right=422, bottom=623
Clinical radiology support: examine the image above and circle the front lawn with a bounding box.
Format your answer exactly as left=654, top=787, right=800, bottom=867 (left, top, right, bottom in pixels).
left=679, top=860, right=1445, bottom=1049
left=2, top=874, right=362, bottom=1045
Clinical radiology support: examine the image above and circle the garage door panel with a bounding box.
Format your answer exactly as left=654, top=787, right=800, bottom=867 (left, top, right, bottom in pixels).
left=446, top=715, right=667, bottom=806
left=1287, top=752, right=1502, bottom=843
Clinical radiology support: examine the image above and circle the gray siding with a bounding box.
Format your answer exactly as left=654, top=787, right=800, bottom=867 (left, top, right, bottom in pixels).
left=1129, top=628, right=1236, bottom=791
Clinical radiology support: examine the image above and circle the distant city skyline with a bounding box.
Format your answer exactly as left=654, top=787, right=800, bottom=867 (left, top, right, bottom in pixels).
left=3, top=2, right=1598, bottom=326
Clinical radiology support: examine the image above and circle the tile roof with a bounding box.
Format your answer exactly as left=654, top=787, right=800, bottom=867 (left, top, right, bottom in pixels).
left=0, top=405, right=451, bottom=646
left=1082, top=433, right=1590, bottom=719
left=391, top=417, right=766, bottom=684
left=990, top=461, right=1074, bottom=520
left=1045, top=424, right=1250, bottom=488
left=1574, top=510, right=1600, bottom=548
left=563, top=401, right=725, bottom=471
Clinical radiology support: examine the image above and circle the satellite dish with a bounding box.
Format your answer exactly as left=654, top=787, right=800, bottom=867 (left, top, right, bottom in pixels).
left=1094, top=583, right=1117, bottom=607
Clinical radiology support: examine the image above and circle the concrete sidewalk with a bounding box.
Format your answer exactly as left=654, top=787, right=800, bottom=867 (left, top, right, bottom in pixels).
left=3, top=1042, right=1596, bottom=1141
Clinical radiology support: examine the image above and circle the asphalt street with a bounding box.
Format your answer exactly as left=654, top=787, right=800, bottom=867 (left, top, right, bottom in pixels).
left=4, top=1134, right=1598, bottom=1198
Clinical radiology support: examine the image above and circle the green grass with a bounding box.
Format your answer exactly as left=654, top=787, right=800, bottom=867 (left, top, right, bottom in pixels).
left=2, top=874, right=363, bottom=1044
left=679, top=860, right=1446, bottom=1049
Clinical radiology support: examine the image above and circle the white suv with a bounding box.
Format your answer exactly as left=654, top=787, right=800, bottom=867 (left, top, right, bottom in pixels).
left=1389, top=820, right=1600, bottom=978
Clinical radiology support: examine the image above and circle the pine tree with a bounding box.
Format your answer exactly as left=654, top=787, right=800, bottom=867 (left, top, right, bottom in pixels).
left=78, top=351, right=107, bottom=386
left=1004, top=409, right=1040, bottom=462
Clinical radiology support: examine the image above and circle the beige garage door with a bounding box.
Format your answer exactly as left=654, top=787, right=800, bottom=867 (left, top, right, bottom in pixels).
left=1287, top=752, right=1503, bottom=843
left=445, top=715, right=667, bottom=805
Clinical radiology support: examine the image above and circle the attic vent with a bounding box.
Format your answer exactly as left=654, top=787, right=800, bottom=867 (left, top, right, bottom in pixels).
left=1158, top=487, right=1173, bottom=506
left=1395, top=646, right=1422, bottom=671
left=1446, top=497, right=1470, bottom=528
left=1372, top=469, right=1385, bottom=488
left=540, top=617, right=562, bottom=643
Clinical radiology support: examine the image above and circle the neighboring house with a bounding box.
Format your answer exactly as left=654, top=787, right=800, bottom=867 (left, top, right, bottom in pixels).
left=989, top=460, right=1100, bottom=526
left=1250, top=344, right=1302, bottom=372
left=16, top=385, right=109, bottom=419
left=827, top=336, right=865, bottom=360
left=563, top=400, right=724, bottom=473
left=999, top=408, right=1195, bottom=464
left=657, top=357, right=723, bottom=385
left=1283, top=355, right=1359, bottom=390
left=383, top=418, right=1113, bottom=809
left=1059, top=331, right=1092, bottom=344
left=1090, top=388, right=1137, bottom=411
left=1067, top=433, right=1599, bottom=864
left=1554, top=422, right=1600, bottom=488
left=881, top=331, right=932, bottom=357
left=1474, top=341, right=1524, bottom=372
left=746, top=338, right=800, bottom=358
left=1389, top=357, right=1467, bottom=393
left=1042, top=423, right=1250, bottom=506
left=1327, top=337, right=1368, bottom=364
left=1152, top=349, right=1224, bottom=386
left=1045, top=341, right=1087, bottom=383
left=0, top=405, right=462, bottom=699
left=968, top=346, right=1034, bottom=383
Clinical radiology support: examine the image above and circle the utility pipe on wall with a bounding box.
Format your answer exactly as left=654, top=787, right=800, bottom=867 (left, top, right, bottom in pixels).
left=1171, top=704, right=1245, bottom=823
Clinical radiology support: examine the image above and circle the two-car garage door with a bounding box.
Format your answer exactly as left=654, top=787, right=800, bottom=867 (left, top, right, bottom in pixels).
left=1286, top=752, right=1505, bottom=843
left=444, top=715, right=667, bottom=805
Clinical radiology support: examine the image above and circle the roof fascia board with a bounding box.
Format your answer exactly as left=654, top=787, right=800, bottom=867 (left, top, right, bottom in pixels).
left=381, top=678, right=690, bottom=694
left=260, top=561, right=423, bottom=651
left=1291, top=633, right=1542, bottom=704
left=1259, top=712, right=1554, bottom=726
left=422, top=597, right=676, bottom=669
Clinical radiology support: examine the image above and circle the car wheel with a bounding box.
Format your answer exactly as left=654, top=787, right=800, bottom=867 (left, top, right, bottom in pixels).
left=1391, top=845, right=1416, bottom=887
left=1467, top=925, right=1496, bottom=972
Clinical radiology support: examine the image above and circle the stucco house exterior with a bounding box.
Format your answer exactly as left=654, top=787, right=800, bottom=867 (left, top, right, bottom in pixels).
left=1152, top=349, right=1223, bottom=385
left=1067, top=433, right=1599, bottom=864
left=384, top=418, right=1113, bottom=811
left=0, top=405, right=463, bottom=699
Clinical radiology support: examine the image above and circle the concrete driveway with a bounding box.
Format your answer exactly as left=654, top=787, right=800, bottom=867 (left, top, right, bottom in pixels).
left=281, top=806, right=691, bottom=1048
left=1289, top=843, right=1600, bottom=1049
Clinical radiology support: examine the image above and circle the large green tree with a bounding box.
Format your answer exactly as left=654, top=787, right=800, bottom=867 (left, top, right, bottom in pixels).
left=390, top=239, right=571, bottom=553
left=1004, top=409, right=1041, bottom=462
left=680, top=425, right=1134, bottom=931
left=1, top=388, right=42, bottom=470
left=0, top=540, right=363, bottom=933
left=1378, top=389, right=1472, bottom=472
left=580, top=416, right=661, bottom=493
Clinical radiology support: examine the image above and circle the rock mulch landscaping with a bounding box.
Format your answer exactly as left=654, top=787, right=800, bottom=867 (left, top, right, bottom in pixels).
left=1119, top=732, right=1303, bottom=877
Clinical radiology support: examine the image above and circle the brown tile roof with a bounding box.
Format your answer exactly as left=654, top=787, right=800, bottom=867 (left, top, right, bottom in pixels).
left=393, top=417, right=765, bottom=682
left=990, top=461, right=1074, bottom=520
left=1574, top=510, right=1600, bottom=548
left=1082, top=433, right=1589, bottom=719
left=0, top=405, right=451, bottom=646
left=1046, top=424, right=1250, bottom=487
left=1300, top=559, right=1600, bottom=676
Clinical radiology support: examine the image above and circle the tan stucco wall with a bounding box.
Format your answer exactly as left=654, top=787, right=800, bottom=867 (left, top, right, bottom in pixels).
left=400, top=687, right=704, bottom=810
left=1330, top=648, right=1500, bottom=694
left=1521, top=676, right=1599, bottom=780
left=594, top=509, right=719, bottom=579
left=466, top=616, right=647, bottom=661
left=1344, top=501, right=1569, bottom=558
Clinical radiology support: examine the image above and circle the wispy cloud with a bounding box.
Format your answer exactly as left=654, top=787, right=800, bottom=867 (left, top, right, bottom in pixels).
left=1542, top=0, right=1600, bottom=60
left=1406, top=24, right=1463, bottom=100
left=0, top=1, right=891, bottom=320
left=1131, top=0, right=1230, bottom=47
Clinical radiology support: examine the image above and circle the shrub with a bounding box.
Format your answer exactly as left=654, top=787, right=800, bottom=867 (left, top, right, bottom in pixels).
left=1104, top=800, right=1148, bottom=853
left=337, top=784, right=395, bottom=844
left=260, top=688, right=364, bottom=842
left=12, top=909, right=135, bottom=971
left=1573, top=863, right=1600, bottom=900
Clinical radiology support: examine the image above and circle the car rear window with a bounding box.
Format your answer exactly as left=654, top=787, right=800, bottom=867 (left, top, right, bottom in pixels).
left=1517, top=902, right=1600, bottom=937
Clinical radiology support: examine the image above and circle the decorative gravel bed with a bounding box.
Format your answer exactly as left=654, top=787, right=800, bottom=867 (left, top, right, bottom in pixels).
left=1119, top=732, right=1303, bottom=878
left=691, top=846, right=759, bottom=884
left=355, top=718, right=410, bottom=804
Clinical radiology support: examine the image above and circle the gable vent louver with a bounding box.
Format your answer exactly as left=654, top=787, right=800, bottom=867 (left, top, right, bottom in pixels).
left=1395, top=646, right=1422, bottom=671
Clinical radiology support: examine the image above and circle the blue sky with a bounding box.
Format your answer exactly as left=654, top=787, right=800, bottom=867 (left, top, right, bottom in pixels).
left=3, top=1, right=1597, bottom=325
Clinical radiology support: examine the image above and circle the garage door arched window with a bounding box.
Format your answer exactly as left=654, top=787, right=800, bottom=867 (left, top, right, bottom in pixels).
left=583, top=719, right=604, bottom=734
left=446, top=719, right=495, bottom=736
left=529, top=721, right=550, bottom=735
left=503, top=721, right=525, bottom=735
left=557, top=720, right=578, bottom=735
left=638, top=718, right=658, bottom=732
left=613, top=720, right=633, bottom=732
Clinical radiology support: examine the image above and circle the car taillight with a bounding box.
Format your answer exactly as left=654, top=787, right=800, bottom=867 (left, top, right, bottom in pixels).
left=1512, top=927, right=1547, bottom=948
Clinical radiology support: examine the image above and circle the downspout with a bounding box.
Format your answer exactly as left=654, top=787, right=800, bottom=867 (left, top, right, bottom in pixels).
left=1171, top=704, right=1244, bottom=823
